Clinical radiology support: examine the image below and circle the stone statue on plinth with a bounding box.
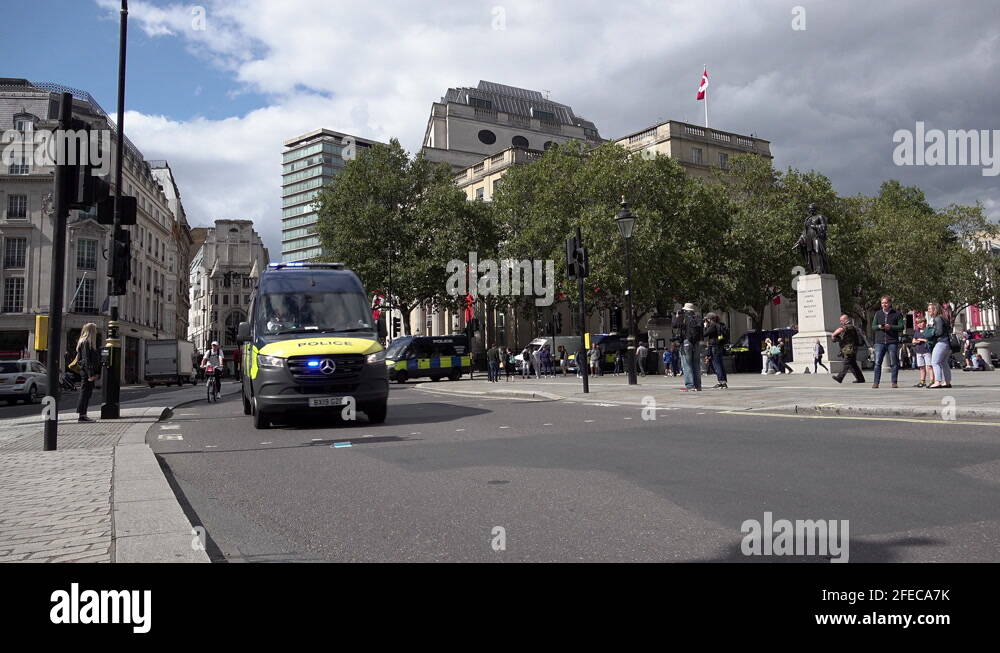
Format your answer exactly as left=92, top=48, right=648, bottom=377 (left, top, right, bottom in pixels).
left=794, top=203, right=830, bottom=275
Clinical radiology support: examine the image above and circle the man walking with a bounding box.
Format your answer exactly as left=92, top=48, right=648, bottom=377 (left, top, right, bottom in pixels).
left=486, top=344, right=500, bottom=383
left=672, top=303, right=703, bottom=391
left=777, top=338, right=794, bottom=374
left=635, top=341, right=649, bottom=377
left=831, top=315, right=865, bottom=384
left=871, top=295, right=904, bottom=388
left=704, top=313, right=728, bottom=389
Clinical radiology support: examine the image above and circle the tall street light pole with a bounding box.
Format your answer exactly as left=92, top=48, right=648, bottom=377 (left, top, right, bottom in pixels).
left=616, top=197, right=638, bottom=385
left=101, top=0, right=127, bottom=419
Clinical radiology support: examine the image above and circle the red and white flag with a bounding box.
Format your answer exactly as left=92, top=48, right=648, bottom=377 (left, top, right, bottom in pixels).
left=696, top=68, right=709, bottom=100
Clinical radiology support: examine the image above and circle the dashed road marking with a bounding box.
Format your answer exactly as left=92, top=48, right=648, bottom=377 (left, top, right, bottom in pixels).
left=624, top=417, right=632, bottom=420
left=333, top=442, right=352, bottom=448
left=584, top=419, right=595, bottom=423
left=543, top=423, right=553, bottom=426
left=205, top=445, right=217, bottom=448
left=159, top=425, right=181, bottom=430
left=158, top=434, right=183, bottom=441
left=455, top=429, right=465, bottom=432
left=499, top=426, right=510, bottom=429
left=260, top=442, right=272, bottom=445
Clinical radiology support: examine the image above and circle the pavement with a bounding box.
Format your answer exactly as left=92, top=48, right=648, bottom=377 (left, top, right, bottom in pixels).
left=418, top=367, right=1000, bottom=419
left=0, top=384, right=216, bottom=563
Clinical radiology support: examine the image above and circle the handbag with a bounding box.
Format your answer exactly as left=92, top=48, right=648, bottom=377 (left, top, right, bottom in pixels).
left=68, top=354, right=81, bottom=374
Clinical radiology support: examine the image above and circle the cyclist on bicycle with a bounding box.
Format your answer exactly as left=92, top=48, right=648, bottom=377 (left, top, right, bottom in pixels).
left=201, top=341, right=225, bottom=396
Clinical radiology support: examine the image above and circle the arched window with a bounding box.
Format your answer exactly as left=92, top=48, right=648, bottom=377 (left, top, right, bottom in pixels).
left=512, top=135, right=529, bottom=148
left=224, top=310, right=246, bottom=346
left=478, top=130, right=496, bottom=145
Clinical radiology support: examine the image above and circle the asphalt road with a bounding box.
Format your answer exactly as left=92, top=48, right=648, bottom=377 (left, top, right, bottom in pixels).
left=148, top=380, right=1000, bottom=562
left=0, top=378, right=215, bottom=419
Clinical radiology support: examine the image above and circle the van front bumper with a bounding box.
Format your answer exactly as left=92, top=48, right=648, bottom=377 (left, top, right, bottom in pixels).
left=253, top=363, right=388, bottom=413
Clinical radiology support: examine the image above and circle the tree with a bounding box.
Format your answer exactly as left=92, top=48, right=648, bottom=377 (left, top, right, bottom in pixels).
left=314, top=139, right=483, bottom=335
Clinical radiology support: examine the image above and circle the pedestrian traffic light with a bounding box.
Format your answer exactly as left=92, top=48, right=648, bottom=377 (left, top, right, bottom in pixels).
left=566, top=236, right=578, bottom=280
left=574, top=243, right=589, bottom=278
left=110, top=227, right=131, bottom=296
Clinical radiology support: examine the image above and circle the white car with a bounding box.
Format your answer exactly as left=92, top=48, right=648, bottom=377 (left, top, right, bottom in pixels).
left=0, top=359, right=46, bottom=405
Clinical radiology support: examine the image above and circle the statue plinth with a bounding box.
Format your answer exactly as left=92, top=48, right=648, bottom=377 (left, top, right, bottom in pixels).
left=790, top=274, right=843, bottom=374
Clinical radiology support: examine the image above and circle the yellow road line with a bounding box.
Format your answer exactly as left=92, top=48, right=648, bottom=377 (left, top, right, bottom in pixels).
left=718, top=410, right=1000, bottom=427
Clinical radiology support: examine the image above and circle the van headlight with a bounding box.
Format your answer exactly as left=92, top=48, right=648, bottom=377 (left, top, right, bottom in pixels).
left=366, top=350, right=386, bottom=364
left=257, top=354, right=285, bottom=368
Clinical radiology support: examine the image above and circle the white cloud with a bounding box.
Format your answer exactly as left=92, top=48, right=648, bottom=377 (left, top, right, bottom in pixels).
left=98, top=0, right=1000, bottom=260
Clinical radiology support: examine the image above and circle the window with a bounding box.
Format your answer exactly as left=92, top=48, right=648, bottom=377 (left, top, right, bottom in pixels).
left=692, top=147, right=703, bottom=165
left=14, top=118, right=32, bottom=132
left=531, top=109, right=556, bottom=122
left=4, top=238, right=27, bottom=269
left=7, top=194, right=27, bottom=219
left=511, top=135, right=529, bottom=148
left=2, top=278, right=25, bottom=312
left=223, top=295, right=229, bottom=305
left=493, top=179, right=502, bottom=195
left=719, top=152, right=729, bottom=169
left=77, top=239, right=98, bottom=270
left=244, top=295, right=251, bottom=305
left=212, top=295, right=218, bottom=305
left=478, top=130, right=497, bottom=145
left=468, top=97, right=493, bottom=110
left=8, top=161, right=29, bottom=175
left=475, top=187, right=485, bottom=200
left=73, top=278, right=96, bottom=313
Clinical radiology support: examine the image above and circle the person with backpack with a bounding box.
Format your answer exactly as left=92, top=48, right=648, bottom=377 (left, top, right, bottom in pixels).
left=870, top=295, right=905, bottom=388
left=704, top=313, right=728, bottom=389
left=671, top=302, right=703, bottom=391
left=831, top=315, right=866, bottom=384
left=662, top=347, right=674, bottom=377
left=813, top=339, right=829, bottom=373
left=926, top=302, right=953, bottom=389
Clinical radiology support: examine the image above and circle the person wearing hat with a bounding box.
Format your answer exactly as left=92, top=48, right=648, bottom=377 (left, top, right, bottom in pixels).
left=671, top=302, right=703, bottom=391
left=201, top=341, right=225, bottom=397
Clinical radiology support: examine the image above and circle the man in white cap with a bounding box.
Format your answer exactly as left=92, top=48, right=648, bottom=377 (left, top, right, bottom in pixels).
left=201, top=341, right=225, bottom=397
left=671, top=303, right=703, bottom=391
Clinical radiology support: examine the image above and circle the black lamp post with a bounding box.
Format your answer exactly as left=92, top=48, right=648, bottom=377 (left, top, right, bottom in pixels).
left=616, top=197, right=638, bottom=385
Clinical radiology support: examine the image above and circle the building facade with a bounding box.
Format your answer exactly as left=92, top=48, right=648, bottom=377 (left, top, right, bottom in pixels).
left=149, top=161, right=194, bottom=345
left=281, top=129, right=382, bottom=263
left=188, top=220, right=269, bottom=372
left=421, top=80, right=604, bottom=171
left=0, top=79, right=185, bottom=383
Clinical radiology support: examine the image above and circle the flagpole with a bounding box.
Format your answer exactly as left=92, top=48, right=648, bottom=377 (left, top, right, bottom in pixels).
left=704, top=64, right=709, bottom=128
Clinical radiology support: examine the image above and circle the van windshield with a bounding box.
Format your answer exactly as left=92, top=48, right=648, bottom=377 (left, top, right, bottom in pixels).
left=385, top=340, right=408, bottom=360
left=255, top=292, right=373, bottom=336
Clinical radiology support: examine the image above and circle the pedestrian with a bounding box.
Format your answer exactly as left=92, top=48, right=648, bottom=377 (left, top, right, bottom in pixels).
left=635, top=341, right=649, bottom=377
left=761, top=338, right=772, bottom=374
left=704, top=313, right=728, bottom=389
left=613, top=349, right=624, bottom=376
left=486, top=344, right=500, bottom=382
left=831, top=315, right=865, bottom=384
left=671, top=303, right=703, bottom=391
left=777, top=338, right=794, bottom=374
left=768, top=340, right=783, bottom=374
left=662, top=347, right=674, bottom=377
left=898, top=341, right=911, bottom=371
left=73, top=322, right=101, bottom=422
left=870, top=295, right=904, bottom=388
left=504, top=348, right=515, bottom=381
left=576, top=345, right=586, bottom=378
left=539, top=344, right=553, bottom=377
left=531, top=347, right=543, bottom=380
left=520, top=346, right=532, bottom=379
left=589, top=345, right=601, bottom=376
left=813, top=338, right=829, bottom=373
left=911, top=317, right=933, bottom=387
left=926, top=303, right=953, bottom=389
left=557, top=345, right=568, bottom=376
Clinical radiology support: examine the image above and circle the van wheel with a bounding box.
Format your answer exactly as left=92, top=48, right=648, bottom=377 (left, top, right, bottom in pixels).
left=365, top=401, right=387, bottom=424
left=242, top=390, right=252, bottom=415
left=253, top=402, right=270, bottom=429
left=448, top=369, right=461, bottom=381
left=430, top=376, right=441, bottom=382
left=396, top=371, right=407, bottom=384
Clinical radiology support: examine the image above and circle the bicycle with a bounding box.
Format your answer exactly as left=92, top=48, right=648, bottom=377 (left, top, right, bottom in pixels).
left=204, top=364, right=220, bottom=402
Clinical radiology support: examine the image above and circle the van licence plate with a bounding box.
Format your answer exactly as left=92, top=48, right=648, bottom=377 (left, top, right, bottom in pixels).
left=308, top=397, right=347, bottom=407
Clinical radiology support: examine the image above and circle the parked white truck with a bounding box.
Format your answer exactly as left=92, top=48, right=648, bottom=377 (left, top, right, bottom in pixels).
left=144, top=339, right=197, bottom=387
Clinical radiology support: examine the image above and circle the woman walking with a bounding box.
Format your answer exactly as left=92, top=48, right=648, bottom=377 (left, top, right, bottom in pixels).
left=813, top=339, right=829, bottom=373
left=761, top=339, right=773, bottom=374
left=75, top=323, right=101, bottom=422
left=926, top=303, right=953, bottom=389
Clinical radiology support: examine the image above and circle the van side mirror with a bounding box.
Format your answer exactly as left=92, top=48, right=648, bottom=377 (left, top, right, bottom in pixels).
left=237, top=321, right=250, bottom=344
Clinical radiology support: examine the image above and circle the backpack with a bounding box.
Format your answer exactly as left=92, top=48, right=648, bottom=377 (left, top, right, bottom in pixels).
left=685, top=314, right=703, bottom=342
left=817, top=343, right=825, bottom=356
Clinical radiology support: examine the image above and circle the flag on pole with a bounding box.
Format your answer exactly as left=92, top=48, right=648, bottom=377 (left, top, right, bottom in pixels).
left=696, top=68, right=709, bottom=100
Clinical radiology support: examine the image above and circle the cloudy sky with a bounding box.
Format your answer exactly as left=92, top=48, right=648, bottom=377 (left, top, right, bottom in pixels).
left=7, top=1, right=999, bottom=259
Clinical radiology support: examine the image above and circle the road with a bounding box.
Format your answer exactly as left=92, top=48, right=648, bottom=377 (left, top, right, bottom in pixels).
left=0, top=379, right=212, bottom=419
left=146, top=379, right=1000, bottom=562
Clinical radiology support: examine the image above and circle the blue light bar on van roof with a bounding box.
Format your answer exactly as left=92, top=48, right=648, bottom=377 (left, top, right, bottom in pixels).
left=268, top=262, right=345, bottom=270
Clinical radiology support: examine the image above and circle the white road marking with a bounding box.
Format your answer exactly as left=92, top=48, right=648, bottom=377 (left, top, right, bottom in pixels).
left=311, top=438, right=322, bottom=441
left=159, top=425, right=181, bottom=430
left=205, top=445, right=217, bottom=448
left=584, top=419, right=595, bottom=423
left=455, top=429, right=465, bottom=432
left=543, top=423, right=553, bottom=426
left=624, top=417, right=632, bottom=420
left=158, top=434, right=183, bottom=441
left=499, top=426, right=510, bottom=429
left=410, top=432, right=421, bottom=435
left=260, top=442, right=272, bottom=445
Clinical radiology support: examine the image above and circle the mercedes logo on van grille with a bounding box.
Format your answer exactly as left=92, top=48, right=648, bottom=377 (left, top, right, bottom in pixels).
left=319, top=359, right=337, bottom=374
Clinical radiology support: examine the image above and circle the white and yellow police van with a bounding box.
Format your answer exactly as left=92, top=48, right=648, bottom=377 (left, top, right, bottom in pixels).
left=237, top=263, right=388, bottom=429
left=383, top=335, right=471, bottom=383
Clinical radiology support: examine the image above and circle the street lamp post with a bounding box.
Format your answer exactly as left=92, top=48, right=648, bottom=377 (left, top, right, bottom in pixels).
left=615, top=197, right=638, bottom=386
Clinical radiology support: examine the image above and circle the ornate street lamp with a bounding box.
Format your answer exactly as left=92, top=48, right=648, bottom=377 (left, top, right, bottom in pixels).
left=615, top=196, right=638, bottom=385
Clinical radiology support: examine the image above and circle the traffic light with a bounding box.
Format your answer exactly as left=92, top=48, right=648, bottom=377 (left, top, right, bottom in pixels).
left=63, top=119, right=111, bottom=211
left=96, top=195, right=137, bottom=226
left=566, top=236, right=578, bottom=280
left=110, top=227, right=132, bottom=296
left=574, top=243, right=589, bottom=278
left=555, top=312, right=563, bottom=334
left=392, top=316, right=401, bottom=336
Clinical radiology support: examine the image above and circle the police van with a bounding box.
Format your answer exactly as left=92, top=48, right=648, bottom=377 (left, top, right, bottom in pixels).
left=237, top=263, right=388, bottom=429
left=383, top=335, right=471, bottom=383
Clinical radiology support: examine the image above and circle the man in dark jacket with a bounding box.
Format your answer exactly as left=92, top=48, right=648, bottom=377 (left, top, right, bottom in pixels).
left=831, top=315, right=865, bottom=384
left=672, top=303, right=703, bottom=391
left=704, top=313, right=728, bottom=389
left=871, top=295, right=905, bottom=388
